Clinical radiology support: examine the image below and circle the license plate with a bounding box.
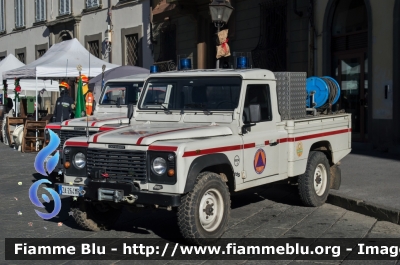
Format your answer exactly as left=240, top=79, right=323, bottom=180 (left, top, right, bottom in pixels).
left=57, top=185, right=84, bottom=196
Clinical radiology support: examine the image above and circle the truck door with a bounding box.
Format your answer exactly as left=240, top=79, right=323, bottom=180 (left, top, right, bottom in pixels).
left=241, top=84, right=280, bottom=182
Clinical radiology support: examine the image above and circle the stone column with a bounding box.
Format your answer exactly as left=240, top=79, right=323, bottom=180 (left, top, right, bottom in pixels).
left=74, top=23, right=80, bottom=40
left=197, top=16, right=207, bottom=69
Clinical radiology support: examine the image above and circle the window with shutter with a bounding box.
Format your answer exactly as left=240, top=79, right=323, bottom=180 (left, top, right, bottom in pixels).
left=126, top=34, right=139, bottom=66
left=0, top=0, right=5, bottom=32
left=21, top=0, right=24, bottom=26
left=66, top=0, right=70, bottom=13
left=41, top=0, right=46, bottom=20
left=17, top=53, right=25, bottom=63
left=36, top=0, right=46, bottom=22
left=15, top=0, right=18, bottom=27
left=87, top=0, right=100, bottom=8
left=37, top=49, right=46, bottom=58
left=15, top=0, right=25, bottom=28
left=60, top=0, right=71, bottom=15
left=88, top=40, right=100, bottom=58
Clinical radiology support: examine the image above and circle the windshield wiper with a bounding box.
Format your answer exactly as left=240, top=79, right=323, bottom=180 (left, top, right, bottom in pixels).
left=146, top=102, right=172, bottom=113
left=183, top=103, right=212, bottom=114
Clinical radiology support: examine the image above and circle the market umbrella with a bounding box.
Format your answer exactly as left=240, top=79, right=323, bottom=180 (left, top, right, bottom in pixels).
left=88, top=65, right=149, bottom=103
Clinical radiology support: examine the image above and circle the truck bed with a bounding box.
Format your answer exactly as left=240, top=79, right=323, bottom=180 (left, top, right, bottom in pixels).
left=282, top=113, right=352, bottom=177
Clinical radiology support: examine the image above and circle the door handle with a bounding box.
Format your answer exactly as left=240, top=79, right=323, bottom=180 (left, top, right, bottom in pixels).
left=269, top=142, right=278, bottom=146
left=385, top=85, right=389, bottom=99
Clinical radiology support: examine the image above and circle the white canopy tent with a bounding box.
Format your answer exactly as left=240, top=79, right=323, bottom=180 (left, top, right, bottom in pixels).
left=2, top=39, right=120, bottom=120
left=0, top=54, right=59, bottom=115
left=2, top=38, right=119, bottom=79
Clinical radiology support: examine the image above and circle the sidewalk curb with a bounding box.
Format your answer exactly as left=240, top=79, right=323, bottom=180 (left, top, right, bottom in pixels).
left=328, top=192, right=400, bottom=225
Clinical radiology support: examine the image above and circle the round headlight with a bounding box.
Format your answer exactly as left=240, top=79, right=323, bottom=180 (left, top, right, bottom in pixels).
left=74, top=152, right=86, bottom=169
left=152, top=157, right=167, bottom=175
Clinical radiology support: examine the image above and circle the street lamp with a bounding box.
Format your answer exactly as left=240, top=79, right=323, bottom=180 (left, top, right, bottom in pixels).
left=209, top=0, right=234, bottom=69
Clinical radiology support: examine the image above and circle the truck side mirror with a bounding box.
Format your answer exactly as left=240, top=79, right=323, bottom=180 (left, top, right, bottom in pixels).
left=127, top=104, right=134, bottom=124
left=249, top=104, right=261, bottom=123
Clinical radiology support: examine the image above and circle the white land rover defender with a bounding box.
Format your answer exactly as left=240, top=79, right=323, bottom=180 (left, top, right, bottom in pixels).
left=45, top=74, right=148, bottom=177
left=58, top=69, right=351, bottom=244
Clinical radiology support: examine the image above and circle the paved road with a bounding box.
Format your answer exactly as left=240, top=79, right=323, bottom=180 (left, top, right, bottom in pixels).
left=1, top=144, right=400, bottom=265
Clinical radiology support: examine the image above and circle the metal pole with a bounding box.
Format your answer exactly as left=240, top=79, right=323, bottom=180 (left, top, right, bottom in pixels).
left=216, top=23, right=220, bottom=69
left=35, top=76, right=38, bottom=151
left=88, top=51, right=91, bottom=78
left=15, top=96, right=18, bottom=117
left=35, top=76, right=38, bottom=121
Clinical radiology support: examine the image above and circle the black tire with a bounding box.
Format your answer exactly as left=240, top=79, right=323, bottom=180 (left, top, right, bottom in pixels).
left=178, top=172, right=231, bottom=245
left=298, top=151, right=331, bottom=207
left=71, top=198, right=122, bottom=231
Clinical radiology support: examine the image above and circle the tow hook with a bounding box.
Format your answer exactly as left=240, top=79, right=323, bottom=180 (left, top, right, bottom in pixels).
left=124, top=194, right=138, bottom=204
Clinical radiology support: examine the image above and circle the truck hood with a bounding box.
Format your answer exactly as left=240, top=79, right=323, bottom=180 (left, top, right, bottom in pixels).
left=91, top=123, right=233, bottom=145
left=61, top=113, right=128, bottom=127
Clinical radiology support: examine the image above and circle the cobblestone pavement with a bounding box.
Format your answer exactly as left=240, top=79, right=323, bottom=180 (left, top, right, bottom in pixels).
left=1, top=144, right=400, bottom=265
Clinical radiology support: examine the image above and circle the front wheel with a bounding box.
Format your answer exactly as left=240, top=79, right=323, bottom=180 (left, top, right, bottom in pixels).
left=178, top=172, right=231, bottom=245
left=298, top=151, right=331, bottom=207
left=71, top=198, right=122, bottom=231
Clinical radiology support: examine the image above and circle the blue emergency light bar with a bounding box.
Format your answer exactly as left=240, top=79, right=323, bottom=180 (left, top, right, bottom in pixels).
left=237, top=56, right=248, bottom=69
left=180, top=58, right=192, bottom=70
left=150, top=65, right=158, bottom=73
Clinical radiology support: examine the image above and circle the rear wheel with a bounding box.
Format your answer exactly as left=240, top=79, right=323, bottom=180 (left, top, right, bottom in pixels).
left=71, top=198, right=122, bottom=231
left=178, top=172, right=231, bottom=245
left=298, top=151, right=330, bottom=207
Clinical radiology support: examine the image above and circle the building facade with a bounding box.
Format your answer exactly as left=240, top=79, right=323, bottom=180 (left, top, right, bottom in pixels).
left=0, top=0, right=153, bottom=114
left=0, top=0, right=153, bottom=68
left=150, top=0, right=400, bottom=153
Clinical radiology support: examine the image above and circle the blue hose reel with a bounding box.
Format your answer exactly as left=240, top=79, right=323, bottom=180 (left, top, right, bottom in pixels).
left=306, top=76, right=341, bottom=108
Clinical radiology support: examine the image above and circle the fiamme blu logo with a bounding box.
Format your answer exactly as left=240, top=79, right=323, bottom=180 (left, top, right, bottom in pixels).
left=30, top=129, right=62, bottom=220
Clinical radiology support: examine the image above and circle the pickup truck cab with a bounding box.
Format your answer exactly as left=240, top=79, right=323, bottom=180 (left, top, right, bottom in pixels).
left=59, top=69, right=351, bottom=244
left=45, top=74, right=148, bottom=176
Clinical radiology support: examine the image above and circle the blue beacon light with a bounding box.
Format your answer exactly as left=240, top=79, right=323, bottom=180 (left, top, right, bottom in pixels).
left=150, top=65, right=159, bottom=73
left=180, top=58, right=192, bottom=70
left=237, top=56, right=248, bottom=69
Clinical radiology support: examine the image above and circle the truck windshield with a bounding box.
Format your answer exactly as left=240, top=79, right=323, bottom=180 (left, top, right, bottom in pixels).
left=140, top=77, right=242, bottom=111
left=100, top=82, right=144, bottom=106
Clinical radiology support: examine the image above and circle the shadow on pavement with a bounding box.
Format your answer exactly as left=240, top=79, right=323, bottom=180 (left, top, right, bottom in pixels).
left=29, top=173, right=307, bottom=243
left=32, top=173, right=61, bottom=187
left=112, top=183, right=306, bottom=242
left=351, top=143, right=400, bottom=161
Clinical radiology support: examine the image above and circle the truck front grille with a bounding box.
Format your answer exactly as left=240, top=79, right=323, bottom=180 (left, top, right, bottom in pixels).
left=87, top=149, right=147, bottom=181
left=59, top=130, right=96, bottom=148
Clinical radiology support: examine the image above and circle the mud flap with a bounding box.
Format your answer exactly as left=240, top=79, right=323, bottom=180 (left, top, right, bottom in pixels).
left=330, top=165, right=341, bottom=190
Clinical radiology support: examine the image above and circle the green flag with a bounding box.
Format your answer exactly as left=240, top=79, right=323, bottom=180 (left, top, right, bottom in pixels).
left=75, top=77, right=86, bottom=118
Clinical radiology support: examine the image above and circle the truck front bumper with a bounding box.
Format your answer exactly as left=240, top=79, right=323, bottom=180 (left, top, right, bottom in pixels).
left=60, top=181, right=182, bottom=207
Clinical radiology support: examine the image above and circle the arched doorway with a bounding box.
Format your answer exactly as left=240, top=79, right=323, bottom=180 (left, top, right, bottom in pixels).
left=58, top=30, right=73, bottom=43
left=324, top=0, right=371, bottom=142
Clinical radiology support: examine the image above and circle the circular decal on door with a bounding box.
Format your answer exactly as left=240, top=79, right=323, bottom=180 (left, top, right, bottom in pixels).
left=254, top=149, right=266, bottom=174
left=296, top=142, right=304, bottom=157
